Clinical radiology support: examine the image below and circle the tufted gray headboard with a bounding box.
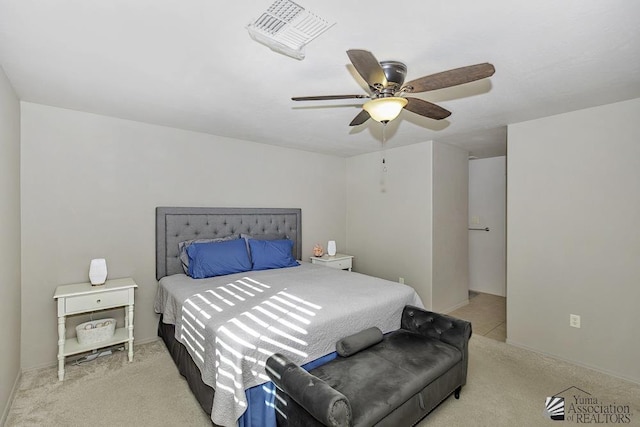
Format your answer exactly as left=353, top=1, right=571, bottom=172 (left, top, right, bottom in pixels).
left=155, top=207, right=302, bottom=280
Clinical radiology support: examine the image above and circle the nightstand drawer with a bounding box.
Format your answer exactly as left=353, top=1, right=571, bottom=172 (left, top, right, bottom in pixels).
left=330, top=259, right=352, bottom=270
left=65, top=289, right=129, bottom=314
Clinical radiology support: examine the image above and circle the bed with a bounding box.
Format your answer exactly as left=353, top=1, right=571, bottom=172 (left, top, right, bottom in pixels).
left=154, top=207, right=424, bottom=427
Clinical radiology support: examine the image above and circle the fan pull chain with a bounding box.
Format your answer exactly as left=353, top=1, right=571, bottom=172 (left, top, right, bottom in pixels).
left=380, top=123, right=388, bottom=192
left=382, top=122, right=388, bottom=172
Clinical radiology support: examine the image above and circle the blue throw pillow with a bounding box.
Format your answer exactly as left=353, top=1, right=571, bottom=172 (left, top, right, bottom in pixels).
left=248, top=239, right=300, bottom=271
left=178, top=234, right=239, bottom=274
left=186, top=238, right=252, bottom=279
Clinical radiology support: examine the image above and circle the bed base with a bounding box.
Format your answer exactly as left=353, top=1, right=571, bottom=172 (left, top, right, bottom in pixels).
left=158, top=316, right=219, bottom=424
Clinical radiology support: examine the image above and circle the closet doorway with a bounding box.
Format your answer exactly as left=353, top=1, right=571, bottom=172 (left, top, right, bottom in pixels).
left=459, top=155, right=506, bottom=341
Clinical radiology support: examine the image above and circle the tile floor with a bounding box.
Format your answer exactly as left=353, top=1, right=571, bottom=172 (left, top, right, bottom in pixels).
left=448, top=291, right=506, bottom=342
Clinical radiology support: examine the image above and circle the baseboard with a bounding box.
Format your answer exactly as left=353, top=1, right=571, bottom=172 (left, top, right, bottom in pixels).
left=21, top=359, right=58, bottom=372
left=1, top=369, right=21, bottom=426
left=468, top=288, right=505, bottom=298
left=135, top=336, right=160, bottom=346
left=21, top=336, right=161, bottom=373
left=442, top=299, right=469, bottom=314
left=506, top=339, right=640, bottom=385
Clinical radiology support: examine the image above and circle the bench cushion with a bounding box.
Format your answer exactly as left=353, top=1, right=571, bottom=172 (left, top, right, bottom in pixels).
left=309, top=329, right=462, bottom=426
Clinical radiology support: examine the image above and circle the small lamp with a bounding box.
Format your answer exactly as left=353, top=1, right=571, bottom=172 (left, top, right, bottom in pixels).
left=89, top=258, right=108, bottom=285
left=327, top=240, right=337, bottom=256
left=363, top=97, right=408, bottom=123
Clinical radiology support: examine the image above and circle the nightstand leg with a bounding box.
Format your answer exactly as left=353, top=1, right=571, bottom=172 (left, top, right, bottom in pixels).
left=124, top=304, right=129, bottom=329
left=57, top=316, right=65, bottom=381
left=127, top=303, right=134, bottom=362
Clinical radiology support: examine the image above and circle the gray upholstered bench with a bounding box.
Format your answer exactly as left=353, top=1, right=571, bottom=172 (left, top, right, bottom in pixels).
left=266, top=305, right=472, bottom=427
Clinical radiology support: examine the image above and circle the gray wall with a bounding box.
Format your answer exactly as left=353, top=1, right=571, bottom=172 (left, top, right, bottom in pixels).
left=0, top=66, right=21, bottom=423
left=468, top=156, right=506, bottom=296
left=345, top=140, right=469, bottom=312
left=507, top=98, right=640, bottom=383
left=432, top=142, right=469, bottom=313
left=346, top=142, right=433, bottom=307
left=20, top=102, right=347, bottom=369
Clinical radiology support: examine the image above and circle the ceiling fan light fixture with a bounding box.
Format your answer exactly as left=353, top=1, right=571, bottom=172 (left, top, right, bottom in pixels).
left=363, top=97, right=408, bottom=123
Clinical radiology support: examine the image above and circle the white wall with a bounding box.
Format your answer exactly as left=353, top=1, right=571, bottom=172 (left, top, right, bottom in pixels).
left=469, top=156, right=506, bottom=296
left=432, top=142, right=469, bottom=313
left=0, top=66, right=21, bottom=423
left=345, top=141, right=469, bottom=311
left=507, top=98, right=640, bottom=383
left=346, top=142, right=433, bottom=307
left=20, top=103, right=347, bottom=369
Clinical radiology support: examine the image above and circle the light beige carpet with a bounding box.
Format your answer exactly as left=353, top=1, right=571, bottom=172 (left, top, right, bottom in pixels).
left=6, top=341, right=211, bottom=426
left=421, top=337, right=640, bottom=426
left=6, top=337, right=640, bottom=426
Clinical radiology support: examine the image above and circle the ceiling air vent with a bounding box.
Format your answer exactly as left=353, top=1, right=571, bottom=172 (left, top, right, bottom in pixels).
left=247, top=0, right=334, bottom=60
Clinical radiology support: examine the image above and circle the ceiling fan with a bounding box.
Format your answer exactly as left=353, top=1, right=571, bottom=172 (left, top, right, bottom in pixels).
left=292, top=49, right=495, bottom=126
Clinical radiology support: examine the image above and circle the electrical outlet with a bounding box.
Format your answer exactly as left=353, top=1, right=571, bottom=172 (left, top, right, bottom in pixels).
left=570, top=314, right=581, bottom=328
left=399, top=277, right=405, bottom=284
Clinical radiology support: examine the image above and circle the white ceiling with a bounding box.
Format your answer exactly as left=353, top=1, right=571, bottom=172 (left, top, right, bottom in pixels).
left=1, top=0, right=639, bottom=158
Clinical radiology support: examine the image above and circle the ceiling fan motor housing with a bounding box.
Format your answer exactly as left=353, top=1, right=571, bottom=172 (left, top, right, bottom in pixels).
left=379, top=61, right=407, bottom=95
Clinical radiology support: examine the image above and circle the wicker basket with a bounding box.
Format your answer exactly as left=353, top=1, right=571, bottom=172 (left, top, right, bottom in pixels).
left=76, top=318, right=116, bottom=345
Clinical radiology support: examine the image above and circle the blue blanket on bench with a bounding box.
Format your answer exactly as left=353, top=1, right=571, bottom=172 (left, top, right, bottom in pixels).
left=240, top=352, right=337, bottom=427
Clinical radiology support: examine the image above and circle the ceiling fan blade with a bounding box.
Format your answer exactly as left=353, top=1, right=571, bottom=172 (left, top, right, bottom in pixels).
left=347, top=49, right=387, bottom=89
left=349, top=109, right=371, bottom=126
left=403, top=63, right=495, bottom=93
left=404, top=97, right=451, bottom=120
left=292, top=94, right=369, bottom=101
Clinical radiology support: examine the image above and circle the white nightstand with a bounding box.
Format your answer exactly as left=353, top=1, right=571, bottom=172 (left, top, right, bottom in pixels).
left=53, top=277, right=137, bottom=381
left=310, top=253, right=354, bottom=271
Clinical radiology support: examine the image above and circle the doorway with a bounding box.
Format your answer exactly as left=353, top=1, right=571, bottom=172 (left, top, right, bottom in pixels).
left=464, top=155, right=507, bottom=340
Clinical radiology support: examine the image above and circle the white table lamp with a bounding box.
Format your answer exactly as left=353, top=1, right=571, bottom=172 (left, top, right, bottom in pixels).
left=327, top=240, right=337, bottom=256
left=89, top=258, right=108, bottom=285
